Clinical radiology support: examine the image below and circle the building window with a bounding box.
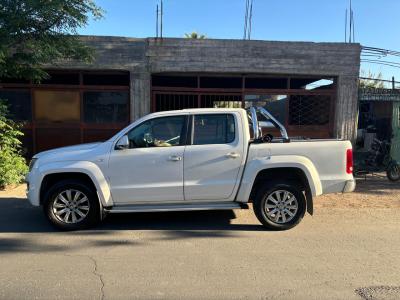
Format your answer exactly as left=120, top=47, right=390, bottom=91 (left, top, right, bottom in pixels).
left=289, top=95, right=331, bottom=126
left=200, top=77, right=242, bottom=89
left=83, top=91, right=129, bottom=123
left=244, top=95, right=288, bottom=124
left=0, top=90, right=32, bottom=121
left=41, top=72, right=80, bottom=85
left=152, top=75, right=197, bottom=88
left=245, top=77, right=288, bottom=89
left=290, top=77, right=334, bottom=90
left=193, top=114, right=235, bottom=145
left=83, top=73, right=129, bottom=86
left=34, top=90, right=80, bottom=122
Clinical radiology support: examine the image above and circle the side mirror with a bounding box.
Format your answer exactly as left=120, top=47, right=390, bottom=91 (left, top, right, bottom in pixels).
left=115, top=135, right=129, bottom=150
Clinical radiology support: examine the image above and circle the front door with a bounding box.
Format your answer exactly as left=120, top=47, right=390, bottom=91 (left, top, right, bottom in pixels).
left=108, top=115, right=187, bottom=204
left=183, top=113, right=245, bottom=201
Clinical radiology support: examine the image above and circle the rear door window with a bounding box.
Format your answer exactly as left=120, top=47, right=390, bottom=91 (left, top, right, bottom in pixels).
left=193, top=114, right=236, bottom=145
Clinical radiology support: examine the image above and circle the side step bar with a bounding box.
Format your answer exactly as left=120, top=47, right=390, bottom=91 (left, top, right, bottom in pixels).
left=105, top=202, right=247, bottom=214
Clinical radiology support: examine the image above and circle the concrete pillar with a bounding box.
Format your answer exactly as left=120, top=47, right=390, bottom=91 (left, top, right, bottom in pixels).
left=334, top=75, right=359, bottom=142
left=129, top=71, right=151, bottom=122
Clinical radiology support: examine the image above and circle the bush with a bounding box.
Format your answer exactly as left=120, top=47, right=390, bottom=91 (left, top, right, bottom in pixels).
left=0, top=100, right=28, bottom=189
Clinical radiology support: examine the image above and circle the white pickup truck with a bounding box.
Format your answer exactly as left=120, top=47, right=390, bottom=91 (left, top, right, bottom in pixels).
left=26, top=107, right=355, bottom=231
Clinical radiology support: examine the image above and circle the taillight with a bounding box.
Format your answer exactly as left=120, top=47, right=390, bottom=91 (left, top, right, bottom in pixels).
left=346, top=149, right=353, bottom=174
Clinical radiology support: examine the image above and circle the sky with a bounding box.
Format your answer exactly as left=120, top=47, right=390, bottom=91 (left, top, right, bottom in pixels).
left=79, top=0, right=400, bottom=84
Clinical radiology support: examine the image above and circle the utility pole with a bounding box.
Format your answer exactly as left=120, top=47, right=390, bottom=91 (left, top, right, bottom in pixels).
left=349, top=0, right=352, bottom=43
left=156, top=4, right=159, bottom=38
left=345, top=0, right=355, bottom=43
left=345, top=9, right=347, bottom=42
left=155, top=0, right=164, bottom=39
left=160, top=0, right=163, bottom=39
left=243, top=0, right=254, bottom=40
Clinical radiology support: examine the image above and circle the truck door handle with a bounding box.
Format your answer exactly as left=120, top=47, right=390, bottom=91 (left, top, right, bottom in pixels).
left=168, top=155, right=182, bottom=161
left=225, top=152, right=240, bottom=159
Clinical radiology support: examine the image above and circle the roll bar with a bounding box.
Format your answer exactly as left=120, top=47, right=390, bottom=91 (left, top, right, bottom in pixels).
left=248, top=106, right=290, bottom=142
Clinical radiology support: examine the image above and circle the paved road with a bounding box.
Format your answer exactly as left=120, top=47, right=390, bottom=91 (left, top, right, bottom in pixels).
left=0, top=194, right=399, bottom=300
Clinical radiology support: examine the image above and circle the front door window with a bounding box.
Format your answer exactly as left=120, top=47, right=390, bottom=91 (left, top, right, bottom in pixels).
left=127, top=116, right=185, bottom=148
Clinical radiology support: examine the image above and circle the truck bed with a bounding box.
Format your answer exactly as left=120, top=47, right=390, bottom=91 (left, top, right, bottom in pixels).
left=246, top=139, right=354, bottom=195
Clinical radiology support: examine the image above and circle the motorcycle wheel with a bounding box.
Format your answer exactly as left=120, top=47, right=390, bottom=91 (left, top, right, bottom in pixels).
left=387, top=163, right=400, bottom=182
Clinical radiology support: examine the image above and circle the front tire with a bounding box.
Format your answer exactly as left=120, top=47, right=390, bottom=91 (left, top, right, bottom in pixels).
left=43, top=180, right=100, bottom=230
left=253, top=182, right=306, bottom=231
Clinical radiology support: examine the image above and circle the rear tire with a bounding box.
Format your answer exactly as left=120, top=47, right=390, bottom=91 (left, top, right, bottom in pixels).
left=387, top=163, right=400, bottom=182
left=253, top=181, right=306, bottom=231
left=43, top=180, right=100, bottom=231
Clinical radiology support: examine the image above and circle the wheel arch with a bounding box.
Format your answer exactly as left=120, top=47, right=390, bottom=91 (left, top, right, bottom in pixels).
left=248, top=167, right=314, bottom=215
left=40, top=173, right=97, bottom=203
left=37, top=162, right=113, bottom=207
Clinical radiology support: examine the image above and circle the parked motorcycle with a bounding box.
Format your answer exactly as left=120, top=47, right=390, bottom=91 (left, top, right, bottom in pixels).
left=354, top=138, right=400, bottom=181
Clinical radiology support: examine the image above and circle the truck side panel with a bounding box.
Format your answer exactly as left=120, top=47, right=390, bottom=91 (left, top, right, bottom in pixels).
left=236, top=140, right=354, bottom=203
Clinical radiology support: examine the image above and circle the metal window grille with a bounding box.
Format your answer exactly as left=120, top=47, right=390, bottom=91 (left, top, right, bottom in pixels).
left=154, top=93, right=242, bottom=112
left=289, top=95, right=331, bottom=126
left=154, top=94, right=199, bottom=112
left=200, top=95, right=242, bottom=108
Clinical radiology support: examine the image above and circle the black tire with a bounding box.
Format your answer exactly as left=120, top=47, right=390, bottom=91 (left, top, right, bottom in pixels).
left=253, top=181, right=306, bottom=231
left=387, top=163, right=400, bottom=182
left=43, top=179, right=100, bottom=231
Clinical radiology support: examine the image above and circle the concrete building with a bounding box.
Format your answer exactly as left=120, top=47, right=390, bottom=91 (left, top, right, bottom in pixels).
left=0, top=36, right=361, bottom=156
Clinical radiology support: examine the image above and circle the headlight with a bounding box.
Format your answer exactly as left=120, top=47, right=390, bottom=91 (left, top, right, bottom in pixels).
left=29, top=158, right=38, bottom=171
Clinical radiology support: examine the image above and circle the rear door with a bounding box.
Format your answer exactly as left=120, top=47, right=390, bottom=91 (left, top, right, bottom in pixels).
left=183, top=112, right=245, bottom=201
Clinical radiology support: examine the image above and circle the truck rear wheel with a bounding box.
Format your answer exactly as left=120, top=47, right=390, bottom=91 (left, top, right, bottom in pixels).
left=253, top=182, right=306, bottom=230
left=43, top=180, right=100, bottom=231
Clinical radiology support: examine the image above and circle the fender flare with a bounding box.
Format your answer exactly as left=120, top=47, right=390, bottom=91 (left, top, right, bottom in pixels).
left=236, top=155, right=322, bottom=209
left=37, top=161, right=113, bottom=207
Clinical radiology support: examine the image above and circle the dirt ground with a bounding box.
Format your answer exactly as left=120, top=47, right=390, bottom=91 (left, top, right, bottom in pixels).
left=316, top=173, right=400, bottom=209
left=3, top=173, right=399, bottom=209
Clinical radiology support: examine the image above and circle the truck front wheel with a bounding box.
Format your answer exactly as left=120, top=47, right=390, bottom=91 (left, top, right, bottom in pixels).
left=43, top=180, right=100, bottom=231
left=253, top=182, right=306, bottom=230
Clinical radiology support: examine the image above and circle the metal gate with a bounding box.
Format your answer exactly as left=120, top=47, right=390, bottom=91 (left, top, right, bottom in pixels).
left=152, top=92, right=242, bottom=112
left=391, top=101, right=400, bottom=162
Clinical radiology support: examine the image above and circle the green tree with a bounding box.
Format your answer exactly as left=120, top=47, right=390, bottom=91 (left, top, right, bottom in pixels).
left=0, top=101, right=28, bottom=189
left=184, top=32, right=206, bottom=39
left=0, top=0, right=104, bottom=82
left=359, top=70, right=385, bottom=89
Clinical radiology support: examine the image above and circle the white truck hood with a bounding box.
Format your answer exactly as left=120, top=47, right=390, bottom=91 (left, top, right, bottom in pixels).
left=33, top=142, right=105, bottom=163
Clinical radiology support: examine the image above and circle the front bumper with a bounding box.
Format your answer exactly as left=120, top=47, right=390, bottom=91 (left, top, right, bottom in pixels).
left=25, top=170, right=41, bottom=207
left=342, top=179, right=356, bottom=193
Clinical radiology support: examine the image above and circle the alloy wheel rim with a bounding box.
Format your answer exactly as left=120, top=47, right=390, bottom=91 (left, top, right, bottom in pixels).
left=264, top=190, right=298, bottom=224
left=52, top=189, right=90, bottom=224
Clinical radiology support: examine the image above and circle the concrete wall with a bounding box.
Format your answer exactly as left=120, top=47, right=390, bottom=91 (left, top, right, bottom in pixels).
left=147, top=38, right=360, bottom=76
left=61, top=36, right=361, bottom=140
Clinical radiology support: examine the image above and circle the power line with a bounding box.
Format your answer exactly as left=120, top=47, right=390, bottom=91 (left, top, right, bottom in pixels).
left=361, top=59, right=400, bottom=69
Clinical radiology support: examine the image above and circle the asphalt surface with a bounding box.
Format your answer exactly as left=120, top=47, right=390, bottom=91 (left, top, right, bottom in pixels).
left=0, top=183, right=400, bottom=300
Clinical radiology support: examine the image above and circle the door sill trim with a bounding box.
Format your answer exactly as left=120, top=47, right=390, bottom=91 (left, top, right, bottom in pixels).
left=105, top=201, right=243, bottom=213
